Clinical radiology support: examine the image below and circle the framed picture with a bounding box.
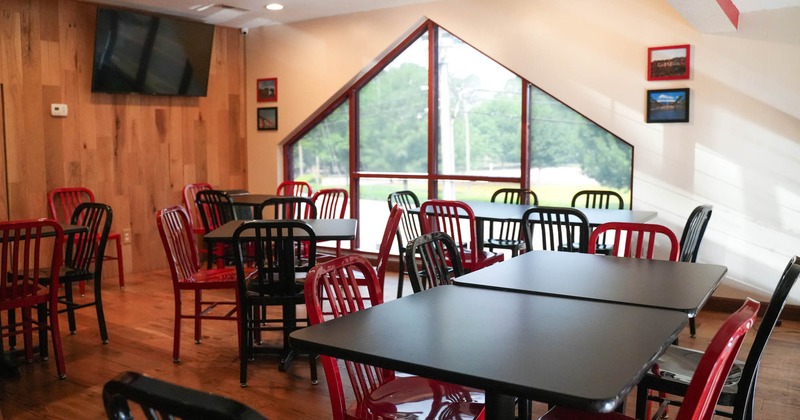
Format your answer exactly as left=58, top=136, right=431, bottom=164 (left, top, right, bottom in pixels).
left=257, top=78, right=278, bottom=102
left=646, top=88, right=690, bottom=123
left=257, top=107, right=278, bottom=130
left=647, top=44, right=690, bottom=81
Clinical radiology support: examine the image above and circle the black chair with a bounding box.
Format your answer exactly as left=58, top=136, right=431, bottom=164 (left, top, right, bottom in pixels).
left=679, top=204, right=713, bottom=337
left=635, top=255, right=800, bottom=420
left=404, top=231, right=464, bottom=293
left=42, top=202, right=113, bottom=344
left=196, top=189, right=238, bottom=268
left=571, top=189, right=624, bottom=254
left=103, top=371, right=266, bottom=420
left=387, top=190, right=423, bottom=297
left=232, top=220, right=317, bottom=387
left=486, top=188, right=539, bottom=257
left=521, top=206, right=590, bottom=253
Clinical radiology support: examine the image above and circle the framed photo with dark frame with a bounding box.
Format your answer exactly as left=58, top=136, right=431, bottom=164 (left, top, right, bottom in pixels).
left=257, top=78, right=278, bottom=102
left=647, top=44, right=690, bottom=81
left=257, top=107, right=278, bottom=130
left=646, top=88, right=690, bottom=123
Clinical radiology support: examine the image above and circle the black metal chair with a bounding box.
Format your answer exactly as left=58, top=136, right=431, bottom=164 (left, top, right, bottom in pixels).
left=521, top=206, right=590, bottom=253
left=571, top=190, right=624, bottom=254
left=196, top=190, right=238, bottom=268
left=103, top=371, right=266, bottom=420
left=387, top=190, right=423, bottom=297
left=486, top=188, right=539, bottom=257
left=635, top=255, right=800, bottom=420
left=42, top=202, right=113, bottom=344
left=679, top=204, right=713, bottom=337
left=404, top=231, right=464, bottom=293
left=256, top=196, right=317, bottom=220
left=232, top=220, right=317, bottom=387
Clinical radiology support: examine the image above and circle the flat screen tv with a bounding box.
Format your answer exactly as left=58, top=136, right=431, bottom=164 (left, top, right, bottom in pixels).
left=91, top=8, right=214, bottom=96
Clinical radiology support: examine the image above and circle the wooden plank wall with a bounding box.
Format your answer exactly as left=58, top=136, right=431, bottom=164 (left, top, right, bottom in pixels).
left=0, top=0, right=247, bottom=273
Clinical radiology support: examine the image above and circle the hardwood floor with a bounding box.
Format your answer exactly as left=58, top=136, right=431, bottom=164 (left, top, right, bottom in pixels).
left=1, top=268, right=799, bottom=419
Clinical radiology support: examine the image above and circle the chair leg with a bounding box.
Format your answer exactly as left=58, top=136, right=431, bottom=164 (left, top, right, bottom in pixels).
left=173, top=292, right=182, bottom=363
left=93, top=275, right=109, bottom=344
left=37, top=304, right=49, bottom=360
left=48, top=301, right=66, bottom=379
left=194, top=290, right=203, bottom=344
left=64, top=284, right=78, bottom=334
left=689, top=316, right=697, bottom=337
left=397, top=250, right=406, bottom=298
left=112, top=235, right=125, bottom=289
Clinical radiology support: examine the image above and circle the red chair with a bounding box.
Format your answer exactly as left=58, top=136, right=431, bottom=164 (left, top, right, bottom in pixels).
left=182, top=183, right=213, bottom=235
left=588, top=221, right=680, bottom=261
left=311, top=188, right=349, bottom=258
left=0, top=219, right=67, bottom=378
left=531, top=298, right=759, bottom=420
left=48, top=187, right=125, bottom=289
left=419, top=199, right=504, bottom=272
left=304, top=255, right=485, bottom=420
left=155, top=206, right=240, bottom=363
left=276, top=180, right=312, bottom=197
left=375, top=205, right=404, bottom=296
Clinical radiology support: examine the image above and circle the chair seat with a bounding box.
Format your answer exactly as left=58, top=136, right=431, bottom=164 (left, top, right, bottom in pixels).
left=485, top=238, right=524, bottom=250
left=643, top=345, right=743, bottom=406
left=539, top=406, right=627, bottom=420
left=463, top=249, right=504, bottom=272
left=179, top=267, right=239, bottom=289
left=351, top=375, right=485, bottom=420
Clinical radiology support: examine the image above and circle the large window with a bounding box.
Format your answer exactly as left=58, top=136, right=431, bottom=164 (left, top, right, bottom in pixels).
left=284, top=20, right=633, bottom=253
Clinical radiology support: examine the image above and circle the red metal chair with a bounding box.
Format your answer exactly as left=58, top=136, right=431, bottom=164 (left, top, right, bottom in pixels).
left=48, top=187, right=125, bottom=289
left=304, top=255, right=485, bottom=420
left=311, top=188, right=349, bottom=258
left=182, top=183, right=213, bottom=235
left=375, top=205, right=403, bottom=296
left=588, top=221, right=680, bottom=261
left=419, top=199, right=504, bottom=273
left=0, top=219, right=67, bottom=378
left=155, top=206, right=240, bottom=363
left=276, top=181, right=312, bottom=197
left=531, top=298, right=759, bottom=420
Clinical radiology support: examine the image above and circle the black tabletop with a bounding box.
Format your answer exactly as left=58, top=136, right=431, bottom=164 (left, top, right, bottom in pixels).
left=203, top=219, right=357, bottom=242
left=461, top=200, right=657, bottom=226
left=453, top=251, right=726, bottom=315
left=290, top=285, right=687, bottom=418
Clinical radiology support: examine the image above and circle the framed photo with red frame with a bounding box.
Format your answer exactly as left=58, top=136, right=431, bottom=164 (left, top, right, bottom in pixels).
left=647, top=45, right=690, bottom=81
left=257, top=78, right=278, bottom=102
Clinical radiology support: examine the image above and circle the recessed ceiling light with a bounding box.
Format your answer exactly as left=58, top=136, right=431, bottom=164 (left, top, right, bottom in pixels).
left=265, top=3, right=284, bottom=10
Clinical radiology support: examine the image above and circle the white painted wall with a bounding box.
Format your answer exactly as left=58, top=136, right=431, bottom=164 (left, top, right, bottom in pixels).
left=245, top=0, right=800, bottom=303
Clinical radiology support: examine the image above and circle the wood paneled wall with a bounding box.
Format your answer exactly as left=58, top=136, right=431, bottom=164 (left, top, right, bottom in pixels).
left=0, top=0, right=247, bottom=273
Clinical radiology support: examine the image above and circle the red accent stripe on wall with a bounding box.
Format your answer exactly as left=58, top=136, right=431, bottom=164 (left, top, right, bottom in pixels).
left=716, top=0, right=740, bottom=29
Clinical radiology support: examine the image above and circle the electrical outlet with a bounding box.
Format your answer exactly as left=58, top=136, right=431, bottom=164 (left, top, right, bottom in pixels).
left=122, top=228, right=132, bottom=244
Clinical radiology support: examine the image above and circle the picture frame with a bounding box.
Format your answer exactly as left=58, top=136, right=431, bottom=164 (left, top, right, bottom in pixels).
left=257, top=78, right=278, bottom=102
left=257, top=107, right=278, bottom=130
left=646, top=88, right=690, bottom=123
left=647, top=44, right=690, bottom=81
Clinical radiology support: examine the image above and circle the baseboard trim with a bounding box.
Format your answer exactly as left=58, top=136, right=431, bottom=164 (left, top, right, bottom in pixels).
left=704, top=296, right=800, bottom=322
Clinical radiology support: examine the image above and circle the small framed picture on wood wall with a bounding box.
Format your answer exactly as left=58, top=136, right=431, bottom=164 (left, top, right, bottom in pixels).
left=257, top=107, right=278, bottom=130
left=257, top=78, right=278, bottom=102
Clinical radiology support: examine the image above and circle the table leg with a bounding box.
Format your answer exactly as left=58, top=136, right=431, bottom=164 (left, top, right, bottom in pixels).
left=484, top=392, right=515, bottom=420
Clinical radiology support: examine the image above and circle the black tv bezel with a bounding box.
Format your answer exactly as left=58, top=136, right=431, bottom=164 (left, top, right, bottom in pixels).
left=90, top=7, right=215, bottom=97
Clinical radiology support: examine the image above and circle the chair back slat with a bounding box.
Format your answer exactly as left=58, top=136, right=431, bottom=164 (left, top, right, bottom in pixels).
left=571, top=190, right=624, bottom=210
left=276, top=181, right=312, bottom=197
left=156, top=206, right=201, bottom=283
left=257, top=197, right=317, bottom=220
left=48, top=187, right=95, bottom=223
left=376, top=205, right=403, bottom=290
left=522, top=207, right=590, bottom=253
left=195, top=190, right=236, bottom=232
left=405, top=231, right=464, bottom=292
left=589, top=222, right=679, bottom=261
left=312, top=189, right=348, bottom=219
left=679, top=205, right=713, bottom=263
left=182, top=183, right=213, bottom=234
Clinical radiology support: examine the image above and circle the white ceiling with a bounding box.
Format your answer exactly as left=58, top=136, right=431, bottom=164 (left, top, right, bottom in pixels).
left=85, top=0, right=800, bottom=43
left=85, top=0, right=443, bottom=29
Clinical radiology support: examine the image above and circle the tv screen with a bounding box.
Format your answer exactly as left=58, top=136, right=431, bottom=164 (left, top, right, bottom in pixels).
left=91, top=8, right=214, bottom=96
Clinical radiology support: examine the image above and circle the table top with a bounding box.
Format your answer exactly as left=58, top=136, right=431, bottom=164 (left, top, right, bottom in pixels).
left=453, top=251, right=727, bottom=315
left=228, top=194, right=279, bottom=206
left=204, top=219, right=357, bottom=242
left=461, top=200, right=657, bottom=226
left=290, top=285, right=687, bottom=415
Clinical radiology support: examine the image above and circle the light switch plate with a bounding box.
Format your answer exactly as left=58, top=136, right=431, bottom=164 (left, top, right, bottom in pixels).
left=50, top=103, right=68, bottom=117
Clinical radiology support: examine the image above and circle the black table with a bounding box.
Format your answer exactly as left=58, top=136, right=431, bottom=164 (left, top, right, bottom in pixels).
left=453, top=251, right=726, bottom=316
left=204, top=219, right=357, bottom=243
left=290, top=285, right=687, bottom=419
left=410, top=201, right=657, bottom=248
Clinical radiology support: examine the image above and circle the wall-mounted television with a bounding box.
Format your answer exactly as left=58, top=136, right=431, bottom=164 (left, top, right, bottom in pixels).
left=91, top=8, right=214, bottom=97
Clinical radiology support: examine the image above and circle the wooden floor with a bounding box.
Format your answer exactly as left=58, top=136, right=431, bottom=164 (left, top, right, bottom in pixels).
left=1, top=268, right=800, bottom=419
